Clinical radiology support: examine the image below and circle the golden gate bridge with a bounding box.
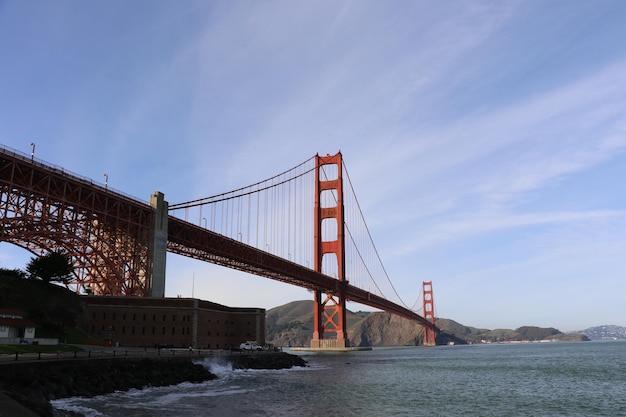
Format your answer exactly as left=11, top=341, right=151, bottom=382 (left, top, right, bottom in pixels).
left=0, top=145, right=438, bottom=346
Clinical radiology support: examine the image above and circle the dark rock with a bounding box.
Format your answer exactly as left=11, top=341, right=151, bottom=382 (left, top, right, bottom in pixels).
left=0, top=357, right=216, bottom=417
left=0, top=352, right=306, bottom=416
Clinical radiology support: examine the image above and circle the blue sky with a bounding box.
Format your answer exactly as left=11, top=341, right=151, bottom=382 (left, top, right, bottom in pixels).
left=1, top=1, right=625, bottom=332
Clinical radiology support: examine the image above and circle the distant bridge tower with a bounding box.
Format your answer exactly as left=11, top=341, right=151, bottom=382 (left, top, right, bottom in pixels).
left=422, top=281, right=436, bottom=346
left=311, top=152, right=349, bottom=349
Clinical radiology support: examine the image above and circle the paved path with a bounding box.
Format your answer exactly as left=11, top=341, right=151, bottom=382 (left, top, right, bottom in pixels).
left=0, top=345, right=279, bottom=364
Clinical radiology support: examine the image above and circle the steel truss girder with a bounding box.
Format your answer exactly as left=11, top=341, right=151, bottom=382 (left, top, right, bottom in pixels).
left=0, top=149, right=153, bottom=296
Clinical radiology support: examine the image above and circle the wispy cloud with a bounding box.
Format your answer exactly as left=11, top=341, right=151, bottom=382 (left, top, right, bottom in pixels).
left=362, top=59, right=626, bottom=227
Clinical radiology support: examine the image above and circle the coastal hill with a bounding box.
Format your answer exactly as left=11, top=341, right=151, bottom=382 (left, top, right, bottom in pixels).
left=577, top=325, right=626, bottom=341
left=266, top=300, right=590, bottom=346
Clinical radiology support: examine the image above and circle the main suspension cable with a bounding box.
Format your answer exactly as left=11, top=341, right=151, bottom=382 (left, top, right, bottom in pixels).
left=169, top=156, right=316, bottom=210
left=342, top=159, right=411, bottom=310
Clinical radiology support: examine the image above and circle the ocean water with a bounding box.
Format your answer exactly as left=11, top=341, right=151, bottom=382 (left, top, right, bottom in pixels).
left=52, top=341, right=626, bottom=417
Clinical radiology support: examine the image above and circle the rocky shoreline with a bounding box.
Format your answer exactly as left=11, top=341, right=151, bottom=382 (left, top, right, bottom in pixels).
left=0, top=352, right=307, bottom=417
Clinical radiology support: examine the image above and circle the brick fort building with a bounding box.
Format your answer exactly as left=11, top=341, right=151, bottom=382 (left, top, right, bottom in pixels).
left=84, top=296, right=265, bottom=349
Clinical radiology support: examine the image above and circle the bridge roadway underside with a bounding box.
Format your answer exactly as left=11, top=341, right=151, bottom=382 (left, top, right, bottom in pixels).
left=167, top=217, right=435, bottom=330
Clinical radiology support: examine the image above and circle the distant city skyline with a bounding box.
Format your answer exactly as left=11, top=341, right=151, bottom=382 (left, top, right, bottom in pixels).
left=1, top=1, right=626, bottom=331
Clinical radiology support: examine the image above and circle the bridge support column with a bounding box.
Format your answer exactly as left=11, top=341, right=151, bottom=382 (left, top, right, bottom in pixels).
left=422, top=281, right=436, bottom=346
left=311, top=289, right=350, bottom=349
left=311, top=153, right=349, bottom=349
left=149, top=191, right=168, bottom=298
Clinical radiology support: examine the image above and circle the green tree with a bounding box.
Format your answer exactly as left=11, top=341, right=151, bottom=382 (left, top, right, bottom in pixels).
left=26, top=250, right=73, bottom=284
left=0, top=267, right=27, bottom=279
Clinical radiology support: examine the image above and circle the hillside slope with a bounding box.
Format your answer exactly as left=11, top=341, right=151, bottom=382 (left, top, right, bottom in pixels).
left=265, top=300, right=370, bottom=347
left=0, top=270, right=88, bottom=342
left=265, top=300, right=589, bottom=346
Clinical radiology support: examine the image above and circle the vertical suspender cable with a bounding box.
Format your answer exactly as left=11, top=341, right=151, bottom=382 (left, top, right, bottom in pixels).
left=256, top=190, right=260, bottom=247
left=262, top=185, right=265, bottom=247
left=247, top=193, right=251, bottom=245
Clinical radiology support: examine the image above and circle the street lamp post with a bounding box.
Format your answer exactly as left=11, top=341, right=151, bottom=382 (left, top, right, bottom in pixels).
left=103, top=173, right=108, bottom=191
left=29, top=142, right=35, bottom=162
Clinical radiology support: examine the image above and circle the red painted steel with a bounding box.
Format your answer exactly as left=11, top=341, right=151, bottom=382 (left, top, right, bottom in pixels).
left=0, top=147, right=153, bottom=295
left=0, top=146, right=438, bottom=336
left=422, top=281, right=436, bottom=346
left=312, top=153, right=348, bottom=345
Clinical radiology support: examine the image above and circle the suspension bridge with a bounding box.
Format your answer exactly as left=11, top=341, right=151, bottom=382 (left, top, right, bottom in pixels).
left=0, top=145, right=438, bottom=347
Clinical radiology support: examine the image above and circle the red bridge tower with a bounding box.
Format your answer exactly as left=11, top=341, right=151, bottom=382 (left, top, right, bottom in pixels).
left=422, top=281, right=436, bottom=346
left=311, top=152, right=349, bottom=349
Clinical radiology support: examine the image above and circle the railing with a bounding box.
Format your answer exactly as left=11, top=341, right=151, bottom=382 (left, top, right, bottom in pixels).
left=0, top=143, right=146, bottom=204
left=0, top=346, right=281, bottom=363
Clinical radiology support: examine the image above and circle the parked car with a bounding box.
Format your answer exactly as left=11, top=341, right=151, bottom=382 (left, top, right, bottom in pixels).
left=239, top=341, right=262, bottom=351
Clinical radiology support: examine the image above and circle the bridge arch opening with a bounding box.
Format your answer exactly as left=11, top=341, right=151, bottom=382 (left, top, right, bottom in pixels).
left=321, top=217, right=338, bottom=241
left=0, top=242, right=38, bottom=272
left=0, top=233, right=91, bottom=289
left=320, top=189, right=338, bottom=208
left=318, top=163, right=338, bottom=181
